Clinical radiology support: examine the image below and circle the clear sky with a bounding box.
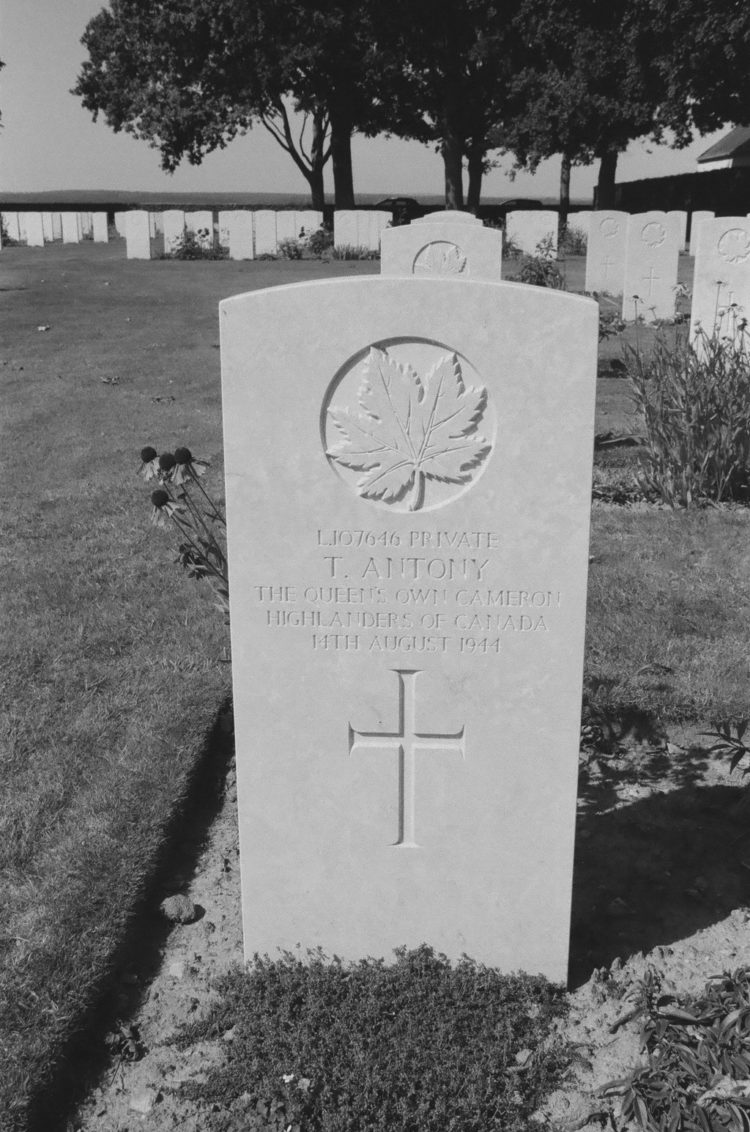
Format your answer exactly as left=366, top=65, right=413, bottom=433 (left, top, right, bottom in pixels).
left=0, top=0, right=729, bottom=202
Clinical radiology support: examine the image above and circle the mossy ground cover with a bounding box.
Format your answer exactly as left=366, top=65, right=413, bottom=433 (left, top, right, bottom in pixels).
left=1, top=241, right=747, bottom=1131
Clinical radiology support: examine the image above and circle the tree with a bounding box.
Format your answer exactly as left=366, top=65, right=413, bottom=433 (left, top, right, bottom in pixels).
left=373, top=0, right=530, bottom=209
left=73, top=0, right=387, bottom=208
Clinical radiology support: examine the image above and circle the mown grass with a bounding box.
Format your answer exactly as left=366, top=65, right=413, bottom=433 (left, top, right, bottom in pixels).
left=1, top=241, right=748, bottom=1130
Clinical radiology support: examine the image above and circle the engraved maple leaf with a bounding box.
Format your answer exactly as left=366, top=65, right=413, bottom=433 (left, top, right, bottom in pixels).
left=327, top=348, right=491, bottom=510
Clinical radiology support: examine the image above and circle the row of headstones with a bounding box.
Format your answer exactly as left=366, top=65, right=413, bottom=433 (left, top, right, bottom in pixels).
left=584, top=209, right=750, bottom=330
left=1, top=210, right=110, bottom=245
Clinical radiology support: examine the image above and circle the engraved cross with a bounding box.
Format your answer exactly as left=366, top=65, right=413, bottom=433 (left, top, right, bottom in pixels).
left=600, top=255, right=614, bottom=280
left=348, top=669, right=465, bottom=848
left=642, top=267, right=660, bottom=296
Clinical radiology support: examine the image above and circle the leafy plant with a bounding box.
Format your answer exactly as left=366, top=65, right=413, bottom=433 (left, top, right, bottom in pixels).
left=163, top=228, right=228, bottom=261
left=703, top=720, right=750, bottom=775
left=331, top=243, right=378, bottom=260
left=306, top=226, right=334, bottom=256
left=627, top=318, right=750, bottom=506
left=174, top=945, right=569, bottom=1132
left=507, top=241, right=564, bottom=288
left=559, top=225, right=587, bottom=255
left=604, top=968, right=750, bottom=1132
left=140, top=445, right=229, bottom=619
left=277, top=236, right=305, bottom=259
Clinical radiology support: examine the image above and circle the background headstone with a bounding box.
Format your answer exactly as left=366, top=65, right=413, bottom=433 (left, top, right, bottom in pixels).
left=366, top=210, right=392, bottom=253
left=295, top=210, right=324, bottom=238
left=584, top=210, right=629, bottom=294
left=254, top=210, right=278, bottom=256
left=41, top=212, right=54, bottom=242
left=568, top=211, right=592, bottom=239
left=334, top=210, right=359, bottom=249
left=689, top=211, right=715, bottom=256
left=218, top=210, right=233, bottom=249
left=2, top=212, right=22, bottom=242
left=79, top=212, right=93, bottom=238
left=225, top=210, right=254, bottom=260
left=275, top=211, right=298, bottom=244
left=52, top=213, right=62, bottom=241
left=690, top=217, right=750, bottom=341
left=621, top=211, right=682, bottom=321
left=114, top=211, right=126, bottom=236
left=220, top=275, right=598, bottom=980
left=92, top=212, right=109, bottom=243
left=61, top=212, right=81, bottom=244
left=125, top=210, right=152, bottom=259
left=162, top=210, right=185, bottom=254
left=381, top=217, right=502, bottom=279
left=414, top=210, right=481, bottom=225
left=667, top=209, right=688, bottom=250
left=505, top=210, right=558, bottom=255
left=24, top=213, right=45, bottom=247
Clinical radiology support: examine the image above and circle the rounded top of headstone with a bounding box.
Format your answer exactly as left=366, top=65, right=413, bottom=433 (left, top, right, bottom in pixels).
left=413, top=211, right=481, bottom=225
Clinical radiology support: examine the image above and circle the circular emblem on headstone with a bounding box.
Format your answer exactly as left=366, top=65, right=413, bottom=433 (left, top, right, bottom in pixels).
left=323, top=340, right=495, bottom=512
left=640, top=221, right=667, bottom=248
left=412, top=241, right=468, bottom=276
left=717, top=228, right=750, bottom=264
left=599, top=218, right=620, bottom=239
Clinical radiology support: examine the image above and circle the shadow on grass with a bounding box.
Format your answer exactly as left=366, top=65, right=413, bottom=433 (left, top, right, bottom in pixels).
left=570, top=765, right=750, bottom=988
left=27, top=696, right=235, bottom=1132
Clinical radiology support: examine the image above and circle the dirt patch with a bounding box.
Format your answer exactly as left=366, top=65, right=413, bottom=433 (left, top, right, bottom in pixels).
left=70, top=725, right=750, bottom=1132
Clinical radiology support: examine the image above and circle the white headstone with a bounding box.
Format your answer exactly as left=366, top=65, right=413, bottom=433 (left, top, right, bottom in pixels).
left=414, top=210, right=481, bottom=226
left=505, top=210, right=558, bottom=255
left=79, top=212, right=93, bottom=238
left=366, top=211, right=392, bottom=253
left=2, top=212, right=21, bottom=242
left=690, top=217, right=750, bottom=341
left=667, top=210, right=688, bottom=250
left=41, top=212, right=54, bottom=242
left=25, top=213, right=45, bottom=247
left=689, top=211, right=715, bottom=256
left=295, top=210, right=324, bottom=238
left=114, top=211, right=127, bottom=236
left=162, top=210, right=185, bottom=254
left=52, top=213, right=62, bottom=240
left=275, top=212, right=298, bottom=244
left=217, top=210, right=233, bottom=249
left=584, top=210, right=629, bottom=294
left=148, top=213, right=157, bottom=238
left=125, top=210, right=152, bottom=259
left=621, top=211, right=682, bottom=321
left=254, top=210, right=278, bottom=256
left=92, top=212, right=109, bottom=243
left=220, top=275, right=598, bottom=981
left=334, top=210, right=359, bottom=250
left=381, top=218, right=502, bottom=280
left=61, top=212, right=81, bottom=244
left=225, top=210, right=254, bottom=260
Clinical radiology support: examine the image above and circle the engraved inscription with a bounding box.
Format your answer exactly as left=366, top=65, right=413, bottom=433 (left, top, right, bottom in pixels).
left=412, top=241, right=468, bottom=276
left=717, top=228, right=750, bottom=265
left=325, top=344, right=493, bottom=512
left=600, top=218, right=620, bottom=239
left=348, top=668, right=464, bottom=847
left=641, top=221, right=667, bottom=248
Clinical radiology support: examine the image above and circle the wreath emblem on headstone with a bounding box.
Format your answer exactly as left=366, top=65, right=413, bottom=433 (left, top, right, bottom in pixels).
left=599, top=218, right=620, bottom=239
left=640, top=222, right=667, bottom=248
left=717, top=228, right=750, bottom=265
left=326, top=348, right=491, bottom=511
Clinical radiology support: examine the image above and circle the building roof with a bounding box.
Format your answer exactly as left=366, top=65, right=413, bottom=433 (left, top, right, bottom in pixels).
left=697, top=126, right=750, bottom=163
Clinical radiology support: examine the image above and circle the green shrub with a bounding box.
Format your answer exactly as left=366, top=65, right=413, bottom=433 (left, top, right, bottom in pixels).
left=278, top=237, right=305, bottom=260
left=627, top=321, right=750, bottom=506
left=507, top=238, right=564, bottom=289
left=331, top=243, right=378, bottom=260
left=163, top=228, right=227, bottom=261
left=307, top=226, right=334, bottom=256
left=174, top=946, right=568, bottom=1132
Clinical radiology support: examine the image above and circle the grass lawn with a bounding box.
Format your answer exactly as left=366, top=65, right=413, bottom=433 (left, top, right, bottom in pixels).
left=1, top=240, right=748, bottom=1131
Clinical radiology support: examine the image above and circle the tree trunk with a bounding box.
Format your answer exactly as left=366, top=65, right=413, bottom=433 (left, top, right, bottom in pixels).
left=307, top=115, right=327, bottom=211
left=466, top=143, right=485, bottom=212
left=558, top=152, right=571, bottom=245
left=330, top=114, right=355, bottom=209
left=441, top=128, right=464, bottom=209
left=596, top=148, right=619, bottom=209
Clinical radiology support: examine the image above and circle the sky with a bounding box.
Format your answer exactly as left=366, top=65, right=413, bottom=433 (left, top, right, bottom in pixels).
left=0, top=0, right=730, bottom=202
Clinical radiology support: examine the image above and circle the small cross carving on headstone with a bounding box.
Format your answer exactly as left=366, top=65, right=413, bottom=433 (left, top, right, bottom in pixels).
left=348, top=669, right=465, bottom=848
left=599, top=256, right=615, bottom=280
left=642, top=267, right=661, bottom=296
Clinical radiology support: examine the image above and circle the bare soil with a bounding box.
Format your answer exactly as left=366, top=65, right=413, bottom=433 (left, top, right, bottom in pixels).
left=69, top=714, right=750, bottom=1132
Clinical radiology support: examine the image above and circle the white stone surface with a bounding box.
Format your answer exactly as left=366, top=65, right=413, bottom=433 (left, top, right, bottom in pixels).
left=114, top=211, right=126, bottom=236
left=61, top=212, right=81, bottom=243
left=52, top=213, right=62, bottom=240
left=41, top=212, right=54, bottom=242
left=217, top=210, right=233, bottom=248
left=92, top=212, right=109, bottom=242
left=690, top=217, right=750, bottom=341
left=2, top=212, right=21, bottom=241
left=25, top=213, right=45, bottom=247
left=584, top=210, right=628, bottom=294
left=125, top=210, right=152, bottom=259
left=667, top=210, right=688, bottom=249
left=225, top=211, right=254, bottom=260
left=506, top=210, right=558, bottom=255
left=414, top=210, right=481, bottom=225
left=162, top=210, right=185, bottom=254
left=689, top=211, right=715, bottom=256
left=275, top=212, right=298, bottom=244
left=366, top=210, right=392, bottom=252
left=381, top=219, right=502, bottom=280
left=79, top=212, right=93, bottom=238
left=621, top=211, right=682, bottom=321
left=333, top=210, right=359, bottom=249
left=295, top=210, right=324, bottom=237
left=254, top=210, right=278, bottom=256
left=220, top=275, right=598, bottom=980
